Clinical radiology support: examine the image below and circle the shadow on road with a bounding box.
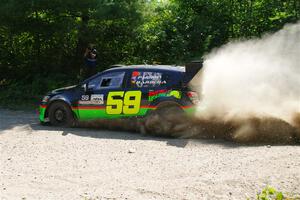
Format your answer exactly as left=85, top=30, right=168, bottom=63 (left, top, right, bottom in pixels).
left=2, top=109, right=297, bottom=148
left=32, top=123, right=240, bottom=149
left=0, top=109, right=243, bottom=148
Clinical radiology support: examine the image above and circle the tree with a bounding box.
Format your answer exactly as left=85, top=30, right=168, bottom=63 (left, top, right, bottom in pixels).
left=0, top=0, right=299, bottom=103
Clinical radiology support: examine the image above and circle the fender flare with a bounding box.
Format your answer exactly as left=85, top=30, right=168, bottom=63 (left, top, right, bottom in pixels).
left=156, top=101, right=182, bottom=110
left=146, top=100, right=183, bottom=116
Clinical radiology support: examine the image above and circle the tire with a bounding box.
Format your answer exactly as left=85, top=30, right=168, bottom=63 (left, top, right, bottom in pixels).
left=144, top=105, right=185, bottom=136
left=40, top=121, right=50, bottom=126
left=48, top=102, right=75, bottom=127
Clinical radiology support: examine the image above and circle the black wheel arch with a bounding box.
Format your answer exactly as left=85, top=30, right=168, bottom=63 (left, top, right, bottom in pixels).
left=146, top=100, right=183, bottom=116
left=155, top=100, right=183, bottom=110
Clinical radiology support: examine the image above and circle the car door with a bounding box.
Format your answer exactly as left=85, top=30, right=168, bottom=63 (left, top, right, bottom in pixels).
left=77, top=71, right=127, bottom=120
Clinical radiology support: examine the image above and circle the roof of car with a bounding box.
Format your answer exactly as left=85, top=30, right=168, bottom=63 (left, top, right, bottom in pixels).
left=104, top=64, right=185, bottom=73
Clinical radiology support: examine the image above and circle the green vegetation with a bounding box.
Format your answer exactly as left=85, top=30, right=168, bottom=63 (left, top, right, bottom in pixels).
left=0, top=0, right=299, bottom=107
left=256, top=186, right=299, bottom=200
left=257, top=186, right=284, bottom=200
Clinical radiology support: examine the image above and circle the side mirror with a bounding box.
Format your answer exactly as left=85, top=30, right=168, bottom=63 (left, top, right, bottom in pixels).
left=82, top=83, right=94, bottom=93
left=82, top=83, right=87, bottom=92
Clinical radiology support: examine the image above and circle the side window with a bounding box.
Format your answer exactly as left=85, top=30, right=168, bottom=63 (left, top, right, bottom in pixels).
left=99, top=72, right=125, bottom=89
left=88, top=72, right=125, bottom=90
left=130, top=71, right=168, bottom=88
left=88, top=76, right=102, bottom=90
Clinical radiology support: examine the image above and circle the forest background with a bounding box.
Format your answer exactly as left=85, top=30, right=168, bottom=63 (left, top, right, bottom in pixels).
left=0, top=0, right=299, bottom=107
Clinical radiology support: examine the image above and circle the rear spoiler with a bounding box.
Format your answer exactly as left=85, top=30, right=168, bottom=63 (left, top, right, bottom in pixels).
left=183, top=61, right=203, bottom=84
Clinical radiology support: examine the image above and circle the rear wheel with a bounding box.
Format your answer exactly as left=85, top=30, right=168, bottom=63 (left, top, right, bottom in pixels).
left=143, top=105, right=185, bottom=136
left=48, top=102, right=75, bottom=127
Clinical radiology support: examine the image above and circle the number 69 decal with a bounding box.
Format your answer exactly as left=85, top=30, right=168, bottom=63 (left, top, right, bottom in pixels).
left=106, top=91, right=142, bottom=115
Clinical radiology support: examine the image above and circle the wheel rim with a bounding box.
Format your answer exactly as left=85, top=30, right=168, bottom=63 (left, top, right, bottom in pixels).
left=54, top=109, right=65, bottom=122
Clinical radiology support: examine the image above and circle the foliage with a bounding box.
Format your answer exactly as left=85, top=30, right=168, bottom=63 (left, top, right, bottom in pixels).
left=257, top=186, right=284, bottom=200
left=0, top=0, right=299, bottom=106
left=256, top=186, right=299, bottom=200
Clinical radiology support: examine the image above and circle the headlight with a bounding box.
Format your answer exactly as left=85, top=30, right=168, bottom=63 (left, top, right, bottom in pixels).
left=42, top=96, right=50, bottom=103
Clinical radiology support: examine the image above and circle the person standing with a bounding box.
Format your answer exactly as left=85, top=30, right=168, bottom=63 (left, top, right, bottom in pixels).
left=83, top=45, right=97, bottom=79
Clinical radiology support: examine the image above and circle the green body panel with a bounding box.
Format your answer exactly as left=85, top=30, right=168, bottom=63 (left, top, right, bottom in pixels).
left=148, top=90, right=181, bottom=101
left=73, top=107, right=154, bottom=120
left=39, top=105, right=195, bottom=122
left=184, top=107, right=197, bottom=116
left=39, top=106, right=46, bottom=122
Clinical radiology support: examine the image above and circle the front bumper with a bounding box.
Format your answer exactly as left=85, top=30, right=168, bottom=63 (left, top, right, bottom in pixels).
left=39, top=105, right=48, bottom=122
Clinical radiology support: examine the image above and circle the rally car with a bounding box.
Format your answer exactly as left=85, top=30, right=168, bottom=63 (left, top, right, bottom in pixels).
left=39, top=62, right=202, bottom=130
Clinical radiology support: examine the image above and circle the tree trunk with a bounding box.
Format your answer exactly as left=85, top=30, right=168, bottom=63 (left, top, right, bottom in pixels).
left=73, top=14, right=89, bottom=80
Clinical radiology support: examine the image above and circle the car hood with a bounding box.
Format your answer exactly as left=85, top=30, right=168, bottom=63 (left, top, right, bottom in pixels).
left=50, top=85, right=78, bottom=94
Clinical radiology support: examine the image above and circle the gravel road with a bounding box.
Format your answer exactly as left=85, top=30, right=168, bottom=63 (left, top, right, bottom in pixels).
left=0, top=109, right=299, bottom=200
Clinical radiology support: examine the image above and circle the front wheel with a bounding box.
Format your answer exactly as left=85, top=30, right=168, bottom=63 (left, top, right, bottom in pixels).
left=48, top=102, right=75, bottom=127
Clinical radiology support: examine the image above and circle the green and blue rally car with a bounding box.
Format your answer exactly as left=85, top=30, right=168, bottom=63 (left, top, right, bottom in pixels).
left=39, top=62, right=202, bottom=128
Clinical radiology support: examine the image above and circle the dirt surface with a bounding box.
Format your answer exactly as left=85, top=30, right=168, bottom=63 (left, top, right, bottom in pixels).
left=0, top=109, right=300, bottom=200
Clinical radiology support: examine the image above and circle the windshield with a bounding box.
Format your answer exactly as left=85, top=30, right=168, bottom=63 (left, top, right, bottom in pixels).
left=80, top=72, right=102, bottom=86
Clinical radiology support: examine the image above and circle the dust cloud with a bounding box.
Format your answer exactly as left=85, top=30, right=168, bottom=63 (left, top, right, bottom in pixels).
left=189, top=22, right=300, bottom=144
left=80, top=22, right=300, bottom=144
